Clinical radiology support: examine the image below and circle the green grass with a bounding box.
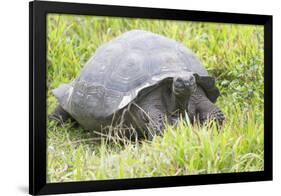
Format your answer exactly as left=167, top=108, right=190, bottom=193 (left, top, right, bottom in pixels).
left=46, top=14, right=264, bottom=182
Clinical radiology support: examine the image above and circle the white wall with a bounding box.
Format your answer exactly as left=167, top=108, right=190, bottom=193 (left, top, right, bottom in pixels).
left=0, top=0, right=279, bottom=195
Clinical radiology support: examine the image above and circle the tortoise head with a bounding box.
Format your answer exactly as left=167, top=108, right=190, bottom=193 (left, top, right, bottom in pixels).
left=172, top=73, right=197, bottom=98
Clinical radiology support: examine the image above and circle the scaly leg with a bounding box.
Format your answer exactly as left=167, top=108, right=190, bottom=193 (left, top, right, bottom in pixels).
left=187, top=87, right=224, bottom=125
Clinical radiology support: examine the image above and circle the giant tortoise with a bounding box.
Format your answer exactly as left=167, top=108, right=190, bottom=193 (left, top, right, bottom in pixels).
left=50, top=30, right=224, bottom=139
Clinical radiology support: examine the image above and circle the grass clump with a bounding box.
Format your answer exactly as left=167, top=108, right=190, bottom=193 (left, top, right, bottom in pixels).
left=47, top=105, right=263, bottom=182
left=46, top=14, right=264, bottom=182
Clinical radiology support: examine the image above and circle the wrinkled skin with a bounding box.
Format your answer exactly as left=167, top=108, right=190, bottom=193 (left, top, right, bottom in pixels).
left=127, top=74, right=197, bottom=139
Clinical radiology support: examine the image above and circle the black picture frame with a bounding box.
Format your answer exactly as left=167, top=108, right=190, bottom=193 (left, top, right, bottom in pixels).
left=29, top=0, right=273, bottom=195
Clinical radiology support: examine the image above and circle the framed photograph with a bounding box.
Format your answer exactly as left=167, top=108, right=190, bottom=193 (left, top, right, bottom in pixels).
left=29, top=0, right=273, bottom=195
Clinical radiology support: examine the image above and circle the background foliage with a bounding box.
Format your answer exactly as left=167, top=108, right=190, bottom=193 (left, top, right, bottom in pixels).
left=47, top=14, right=264, bottom=182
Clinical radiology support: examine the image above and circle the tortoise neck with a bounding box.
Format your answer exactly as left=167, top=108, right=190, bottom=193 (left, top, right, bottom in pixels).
left=173, top=90, right=191, bottom=112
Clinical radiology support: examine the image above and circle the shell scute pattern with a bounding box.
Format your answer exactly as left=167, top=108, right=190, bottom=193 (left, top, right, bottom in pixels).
left=175, top=44, right=208, bottom=76
left=80, top=41, right=125, bottom=85
left=107, top=49, right=150, bottom=92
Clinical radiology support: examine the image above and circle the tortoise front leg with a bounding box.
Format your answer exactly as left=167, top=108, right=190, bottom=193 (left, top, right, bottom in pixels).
left=134, top=103, right=166, bottom=140
left=187, top=87, right=225, bottom=125
left=145, top=106, right=166, bottom=140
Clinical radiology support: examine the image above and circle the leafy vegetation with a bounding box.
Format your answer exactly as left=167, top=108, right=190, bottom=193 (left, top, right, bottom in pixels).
left=47, top=14, right=264, bottom=182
